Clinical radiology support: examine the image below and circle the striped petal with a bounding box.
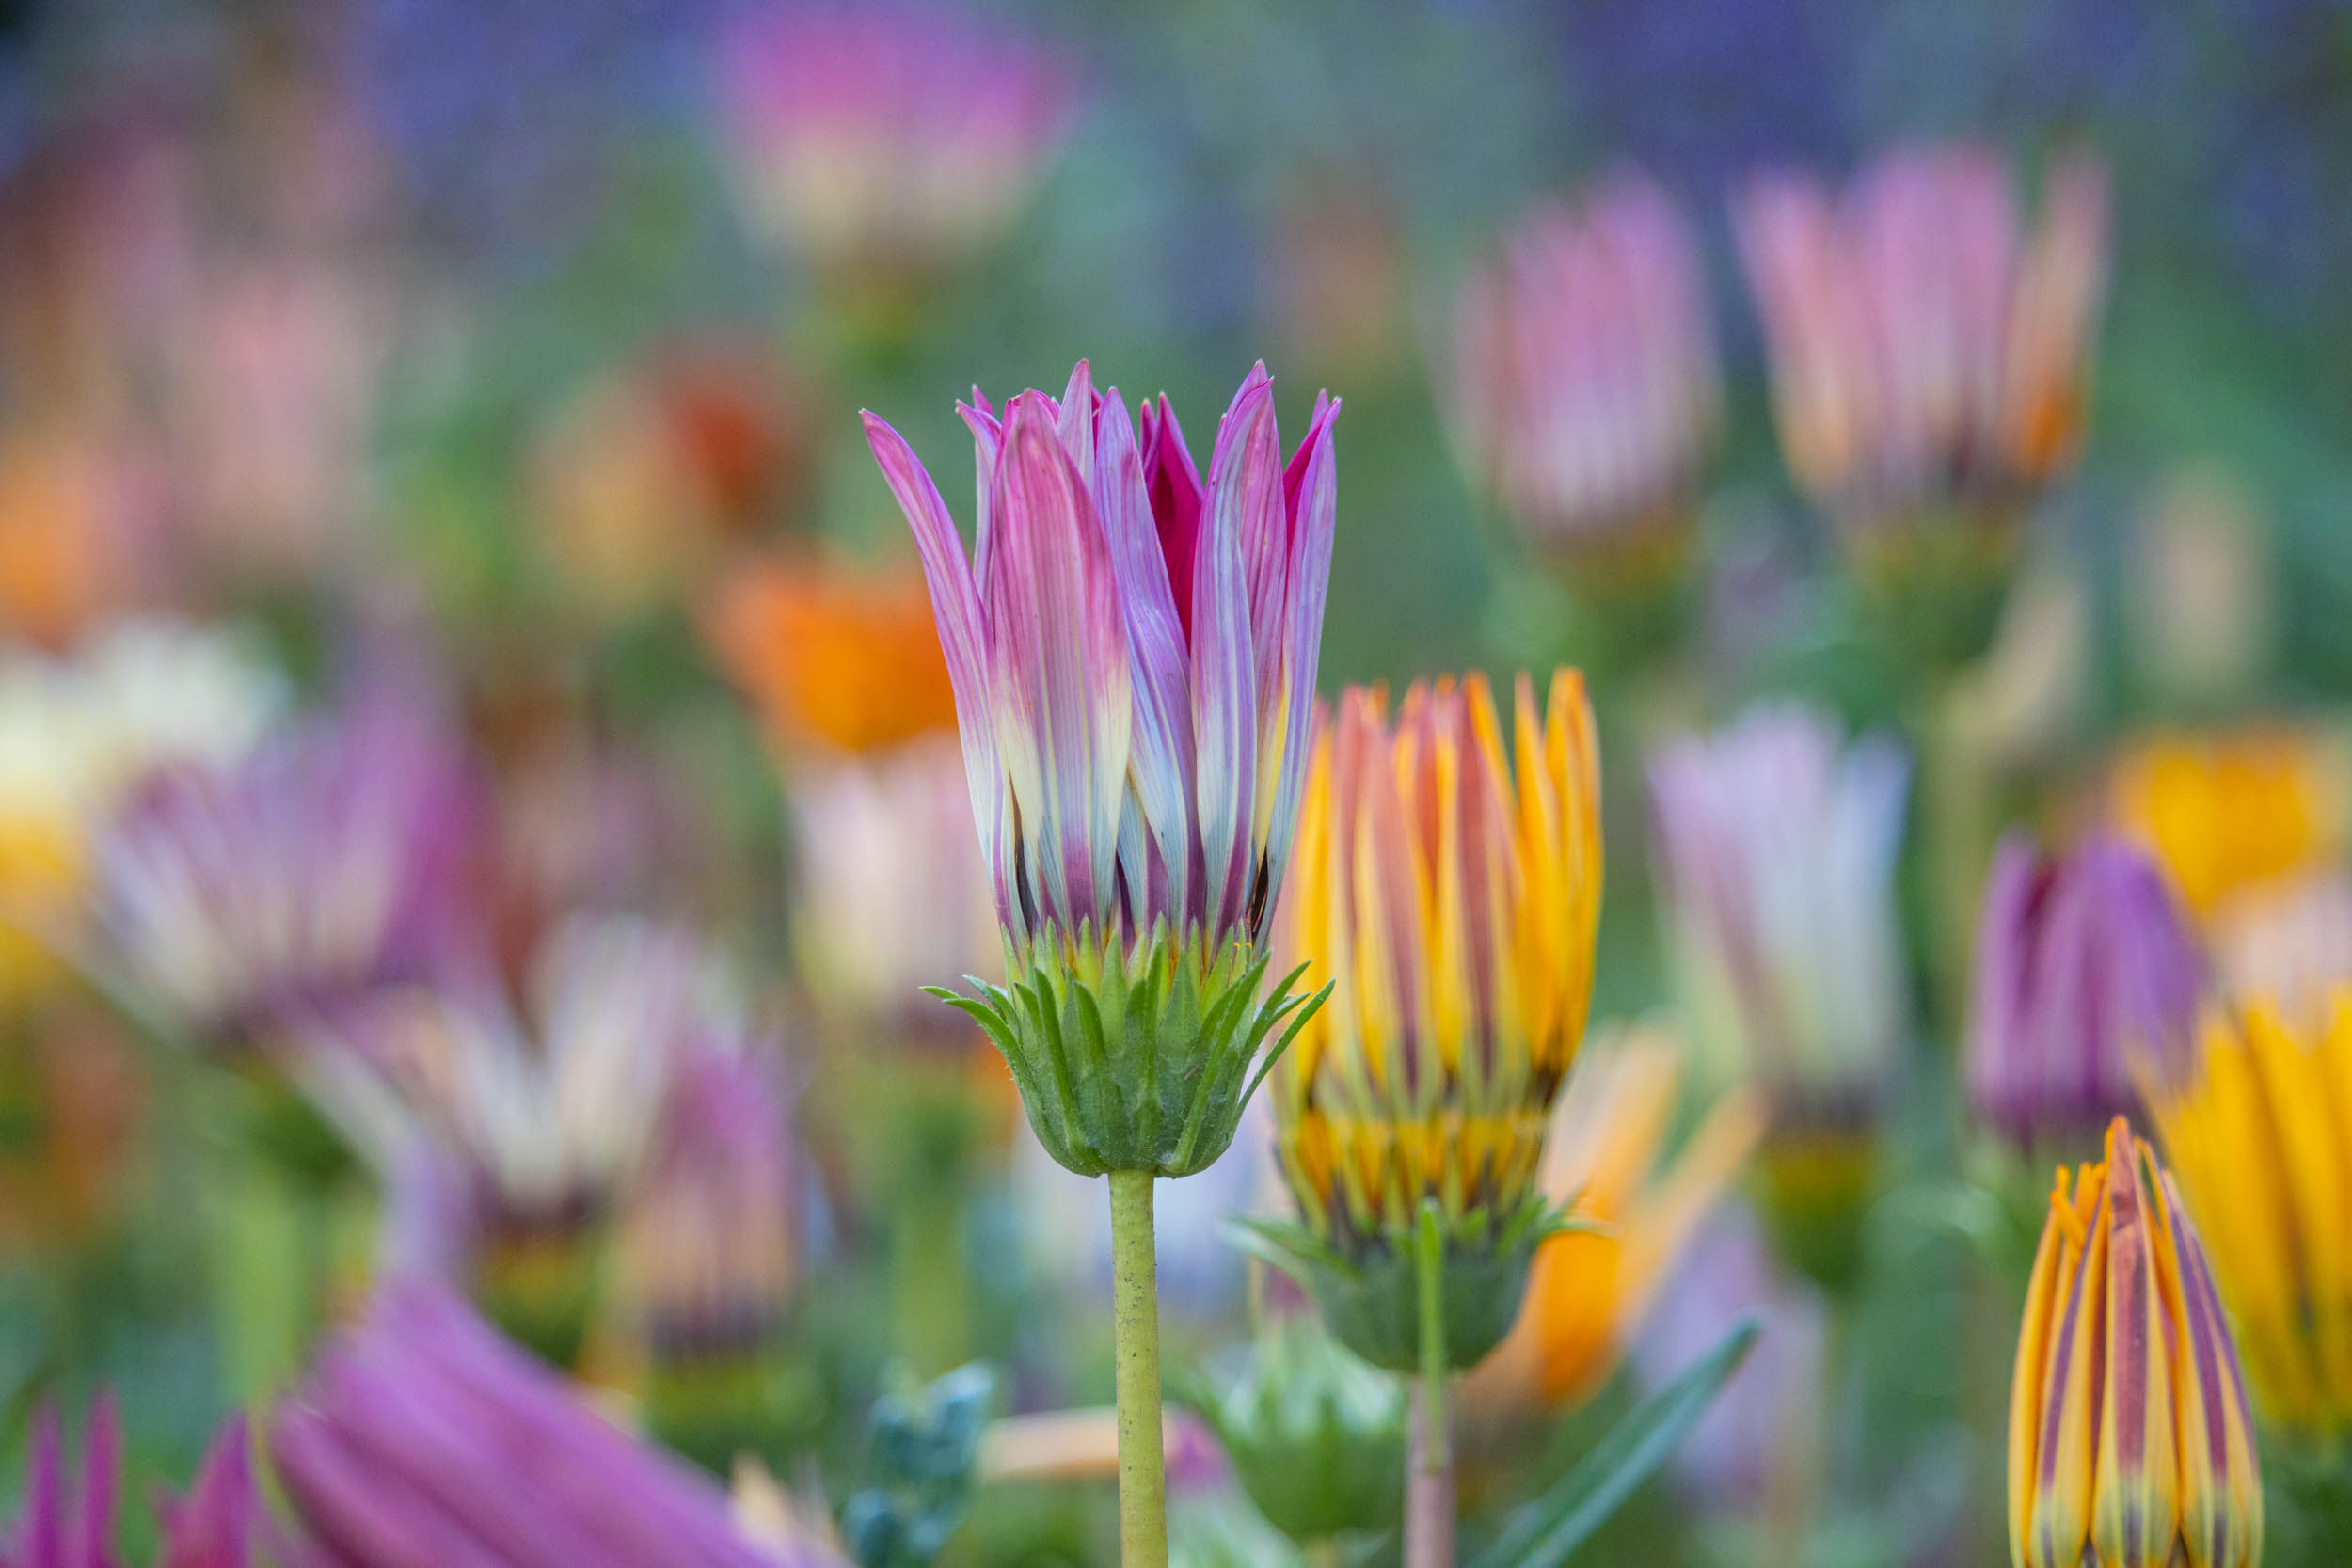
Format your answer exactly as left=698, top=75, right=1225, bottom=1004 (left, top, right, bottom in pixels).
left=1191, top=377, right=1263, bottom=939
left=1092, top=384, right=1195, bottom=928
left=862, top=411, right=1011, bottom=921
left=1257, top=388, right=1339, bottom=936
left=985, top=393, right=1133, bottom=934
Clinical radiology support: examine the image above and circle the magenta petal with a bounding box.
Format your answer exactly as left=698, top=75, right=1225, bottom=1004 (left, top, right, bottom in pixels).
left=21, top=1403, right=64, bottom=1568
left=1140, top=393, right=1206, bottom=647
left=987, top=398, right=1133, bottom=932
left=1056, top=359, right=1098, bottom=495
left=75, top=1394, right=120, bottom=1568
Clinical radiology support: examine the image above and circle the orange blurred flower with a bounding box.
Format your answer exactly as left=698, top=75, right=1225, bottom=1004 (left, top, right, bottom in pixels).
left=1470, top=1025, right=1763, bottom=1412
left=706, top=557, right=957, bottom=756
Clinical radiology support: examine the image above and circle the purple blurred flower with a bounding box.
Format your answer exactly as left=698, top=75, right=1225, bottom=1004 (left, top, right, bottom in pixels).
left=1734, top=144, right=2107, bottom=541
left=1648, top=703, right=1912, bottom=1119
left=617, top=1043, right=802, bottom=1364
left=93, top=691, right=476, bottom=1054
left=1965, top=832, right=2204, bottom=1147
left=272, top=1281, right=846, bottom=1568
left=716, top=3, right=1073, bottom=279
left=1450, top=169, right=1720, bottom=558
left=303, top=913, right=744, bottom=1249
left=866, top=358, right=1338, bottom=969
left=6, top=1397, right=287, bottom=1568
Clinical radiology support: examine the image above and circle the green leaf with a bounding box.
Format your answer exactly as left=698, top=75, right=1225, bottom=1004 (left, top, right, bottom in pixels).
left=1469, top=1314, right=1761, bottom=1568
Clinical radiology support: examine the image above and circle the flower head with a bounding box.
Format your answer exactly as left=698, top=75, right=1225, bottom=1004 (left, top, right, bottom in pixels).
left=308, top=913, right=741, bottom=1244
left=1967, top=833, right=2205, bottom=1148
left=1735, top=143, right=2107, bottom=542
left=2147, top=1000, right=2352, bottom=1436
left=2009, top=1117, right=2261, bottom=1568
left=707, top=558, right=958, bottom=759
left=2111, top=726, right=2344, bottom=922
left=0, top=618, right=281, bottom=1006
left=866, top=359, right=1339, bottom=1176
left=1273, top=673, right=1600, bottom=1249
left=1648, top=703, right=1911, bottom=1122
left=786, top=736, right=1001, bottom=1040
left=1472, top=1025, right=1762, bottom=1411
left=717, top=4, right=1072, bottom=281
left=273, top=1281, right=846, bottom=1568
left=617, top=1043, right=801, bottom=1366
left=1258, top=672, right=1599, bottom=1371
left=94, top=691, right=475, bottom=1053
left=1451, top=169, right=1719, bottom=560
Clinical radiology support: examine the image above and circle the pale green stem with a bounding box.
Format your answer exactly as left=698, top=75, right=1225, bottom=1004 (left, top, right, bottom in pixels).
left=1406, top=1203, right=1454, bottom=1568
left=1109, top=1170, right=1168, bottom=1568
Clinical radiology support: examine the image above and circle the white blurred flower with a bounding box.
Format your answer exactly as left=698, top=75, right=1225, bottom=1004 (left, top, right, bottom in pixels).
left=790, top=736, right=998, bottom=1041
left=1648, top=703, right=1912, bottom=1116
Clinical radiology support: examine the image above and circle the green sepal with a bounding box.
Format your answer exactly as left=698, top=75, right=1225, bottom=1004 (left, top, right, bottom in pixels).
left=1231, top=1193, right=1567, bottom=1374
left=926, top=923, right=1327, bottom=1178
left=1179, top=1312, right=1406, bottom=1544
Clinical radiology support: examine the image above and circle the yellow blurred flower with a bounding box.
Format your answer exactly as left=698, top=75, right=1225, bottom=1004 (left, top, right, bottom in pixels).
left=706, top=557, right=958, bottom=758
left=1469, top=1025, right=1763, bottom=1412
left=2009, top=1116, right=2261, bottom=1568
left=2147, top=999, right=2352, bottom=1436
left=1273, top=670, right=1601, bottom=1250
left=2111, top=726, right=2344, bottom=920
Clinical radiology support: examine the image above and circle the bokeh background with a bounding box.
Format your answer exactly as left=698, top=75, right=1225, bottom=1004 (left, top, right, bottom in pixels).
left=2, top=1, right=2349, bottom=1564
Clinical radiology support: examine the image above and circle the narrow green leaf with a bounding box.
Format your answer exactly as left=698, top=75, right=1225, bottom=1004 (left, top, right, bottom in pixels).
left=1469, top=1315, right=1762, bottom=1568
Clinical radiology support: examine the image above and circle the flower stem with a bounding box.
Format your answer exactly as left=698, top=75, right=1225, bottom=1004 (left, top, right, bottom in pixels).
left=1406, top=1203, right=1454, bottom=1568
left=1108, top=1170, right=1168, bottom=1568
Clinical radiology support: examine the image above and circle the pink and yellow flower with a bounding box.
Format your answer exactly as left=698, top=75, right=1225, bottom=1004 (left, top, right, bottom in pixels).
left=1274, top=672, right=1601, bottom=1251
left=2008, top=1116, right=2261, bottom=1568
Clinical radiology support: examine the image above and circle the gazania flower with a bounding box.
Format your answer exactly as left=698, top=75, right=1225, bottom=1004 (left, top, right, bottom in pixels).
left=707, top=559, right=958, bottom=759
left=303, top=915, right=744, bottom=1362
left=1450, top=169, right=1719, bottom=562
left=2110, top=725, right=2344, bottom=922
left=7, top=1397, right=286, bottom=1568
left=1267, top=671, right=1601, bottom=1369
left=2146, top=1000, right=2352, bottom=1436
left=1735, top=143, right=2107, bottom=544
left=617, top=1044, right=801, bottom=1367
left=716, top=4, right=1072, bottom=284
left=1966, top=833, right=2205, bottom=1149
left=1648, top=702, right=1912, bottom=1123
left=93, top=691, right=474, bottom=1053
left=866, top=358, right=1338, bottom=1179
left=0, top=618, right=281, bottom=1007
left=273, top=1281, right=848, bottom=1568
left=2008, top=1117, right=2261, bottom=1568
left=1470, top=1025, right=1762, bottom=1411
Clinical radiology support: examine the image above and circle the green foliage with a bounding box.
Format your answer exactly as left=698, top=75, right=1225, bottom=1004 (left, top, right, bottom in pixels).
left=842, top=1362, right=999, bottom=1568
left=1470, top=1316, right=1762, bottom=1568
